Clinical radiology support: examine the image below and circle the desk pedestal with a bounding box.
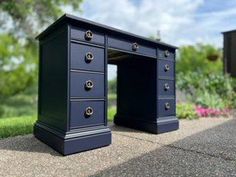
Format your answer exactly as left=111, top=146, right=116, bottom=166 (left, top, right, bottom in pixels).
left=113, top=57, right=178, bottom=134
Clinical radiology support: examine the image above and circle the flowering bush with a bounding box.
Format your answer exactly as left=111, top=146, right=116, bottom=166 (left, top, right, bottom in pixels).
left=196, top=106, right=231, bottom=117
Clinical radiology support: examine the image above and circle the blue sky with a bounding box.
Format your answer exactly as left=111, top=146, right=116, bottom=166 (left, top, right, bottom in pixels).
left=64, top=0, right=236, bottom=79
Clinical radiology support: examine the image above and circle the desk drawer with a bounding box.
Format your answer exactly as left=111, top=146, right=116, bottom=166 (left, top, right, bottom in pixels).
left=108, top=36, right=156, bottom=58
left=71, top=26, right=105, bottom=45
left=70, top=43, right=104, bottom=72
left=158, top=99, right=176, bottom=117
left=70, top=100, right=104, bottom=129
left=70, top=72, right=104, bottom=98
left=158, top=80, right=175, bottom=96
left=157, top=48, right=175, bottom=60
left=158, top=60, right=174, bottom=78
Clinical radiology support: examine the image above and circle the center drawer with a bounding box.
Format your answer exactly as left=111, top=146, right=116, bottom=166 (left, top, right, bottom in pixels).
left=70, top=100, right=105, bottom=129
left=70, top=42, right=105, bottom=72
left=70, top=72, right=104, bottom=98
left=108, top=36, right=156, bottom=58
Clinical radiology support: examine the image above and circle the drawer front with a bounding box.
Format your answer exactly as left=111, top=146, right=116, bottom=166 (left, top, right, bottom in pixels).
left=71, top=27, right=105, bottom=45
left=70, top=72, right=104, bottom=98
left=70, top=101, right=104, bottom=129
left=158, top=99, right=176, bottom=117
left=158, top=80, right=175, bottom=96
left=70, top=43, right=104, bottom=72
left=157, top=48, right=175, bottom=60
left=158, top=60, right=174, bottom=78
left=108, top=36, right=156, bottom=58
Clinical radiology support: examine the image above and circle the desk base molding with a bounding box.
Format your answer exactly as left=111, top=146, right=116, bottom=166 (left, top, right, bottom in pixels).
left=34, top=123, right=111, bottom=155
left=114, top=115, right=179, bottom=134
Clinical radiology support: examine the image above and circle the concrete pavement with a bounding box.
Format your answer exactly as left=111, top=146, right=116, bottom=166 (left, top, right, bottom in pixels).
left=0, top=118, right=236, bottom=177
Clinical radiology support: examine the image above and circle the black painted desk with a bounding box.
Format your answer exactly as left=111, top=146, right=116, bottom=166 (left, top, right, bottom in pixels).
left=34, top=14, right=179, bottom=155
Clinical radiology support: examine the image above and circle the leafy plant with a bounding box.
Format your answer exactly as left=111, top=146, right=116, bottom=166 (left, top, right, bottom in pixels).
left=176, top=44, right=223, bottom=74
left=108, top=78, right=117, bottom=94
left=177, top=103, right=198, bottom=120
left=108, top=106, right=116, bottom=122
left=177, top=71, right=236, bottom=109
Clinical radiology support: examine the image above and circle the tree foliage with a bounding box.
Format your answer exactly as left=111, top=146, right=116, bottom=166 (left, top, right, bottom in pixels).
left=108, top=78, right=117, bottom=94
left=0, top=0, right=83, bottom=97
left=176, top=44, right=223, bottom=74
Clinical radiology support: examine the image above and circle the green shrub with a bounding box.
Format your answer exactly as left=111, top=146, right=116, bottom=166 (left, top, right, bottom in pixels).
left=0, top=106, right=4, bottom=117
left=0, top=92, right=37, bottom=118
left=177, top=71, right=236, bottom=109
left=108, top=106, right=116, bottom=122
left=177, top=103, right=198, bottom=120
left=195, top=91, right=227, bottom=109
left=108, top=78, right=117, bottom=94
left=176, top=44, right=222, bottom=74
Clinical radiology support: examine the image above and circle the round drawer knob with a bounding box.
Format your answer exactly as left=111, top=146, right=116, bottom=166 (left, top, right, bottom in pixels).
left=164, top=50, right=170, bottom=57
left=164, top=83, right=170, bottom=91
left=84, top=30, right=93, bottom=41
left=85, top=107, right=94, bottom=117
left=132, top=42, right=139, bottom=51
left=85, top=80, right=94, bottom=90
left=164, top=64, right=170, bottom=71
left=165, top=102, right=171, bottom=110
left=85, top=52, right=94, bottom=63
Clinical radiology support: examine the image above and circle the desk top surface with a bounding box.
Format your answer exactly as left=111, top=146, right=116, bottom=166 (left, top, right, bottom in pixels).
left=37, top=14, right=177, bottom=49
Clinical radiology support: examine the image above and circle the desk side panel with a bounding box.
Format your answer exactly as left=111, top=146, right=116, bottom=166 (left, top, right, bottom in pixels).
left=37, top=26, right=68, bottom=131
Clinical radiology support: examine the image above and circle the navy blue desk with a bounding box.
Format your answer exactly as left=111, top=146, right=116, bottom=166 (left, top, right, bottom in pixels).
left=34, top=14, right=179, bottom=155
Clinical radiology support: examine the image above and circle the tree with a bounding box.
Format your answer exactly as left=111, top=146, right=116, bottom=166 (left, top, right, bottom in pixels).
left=0, top=0, right=83, bottom=97
left=176, top=44, right=223, bottom=74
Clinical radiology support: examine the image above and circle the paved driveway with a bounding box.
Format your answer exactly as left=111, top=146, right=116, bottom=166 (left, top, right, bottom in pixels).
left=0, top=118, right=236, bottom=177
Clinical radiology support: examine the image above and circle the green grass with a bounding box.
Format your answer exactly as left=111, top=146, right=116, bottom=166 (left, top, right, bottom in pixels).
left=108, top=106, right=116, bottom=122
left=0, top=115, right=36, bottom=139
left=0, top=107, right=117, bottom=139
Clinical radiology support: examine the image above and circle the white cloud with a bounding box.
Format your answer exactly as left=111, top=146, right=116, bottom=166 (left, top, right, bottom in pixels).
left=63, top=0, right=236, bottom=79
left=78, top=0, right=204, bottom=46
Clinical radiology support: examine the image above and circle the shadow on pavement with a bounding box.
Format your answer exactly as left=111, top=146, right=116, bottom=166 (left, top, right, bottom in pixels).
left=92, top=119, right=236, bottom=177
left=0, top=119, right=235, bottom=176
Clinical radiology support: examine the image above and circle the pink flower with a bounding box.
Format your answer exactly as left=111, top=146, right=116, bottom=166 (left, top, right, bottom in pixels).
left=195, top=106, right=230, bottom=117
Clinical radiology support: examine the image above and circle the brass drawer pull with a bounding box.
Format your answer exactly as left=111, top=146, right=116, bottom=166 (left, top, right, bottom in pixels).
left=85, top=52, right=94, bottom=62
left=132, top=42, right=139, bottom=51
left=164, top=50, right=170, bottom=57
left=164, top=64, right=170, bottom=71
left=164, top=83, right=170, bottom=91
left=165, top=102, right=171, bottom=110
left=85, top=107, right=94, bottom=117
left=85, top=80, right=94, bottom=90
left=84, top=30, right=93, bottom=41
